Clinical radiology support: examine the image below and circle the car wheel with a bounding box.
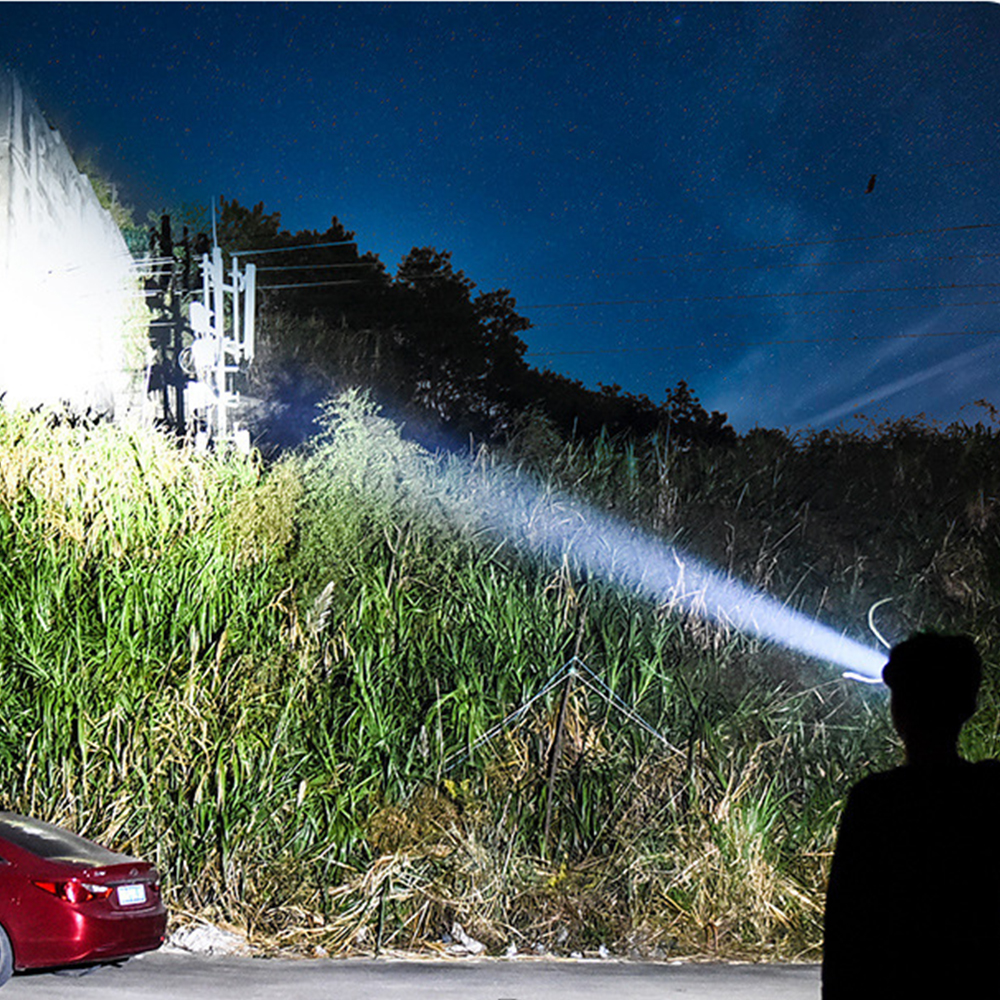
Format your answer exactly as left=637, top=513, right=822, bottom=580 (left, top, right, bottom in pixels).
left=0, top=925, right=13, bottom=987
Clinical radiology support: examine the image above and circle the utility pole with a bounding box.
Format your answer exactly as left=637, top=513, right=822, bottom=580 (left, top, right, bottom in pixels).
left=145, top=214, right=187, bottom=435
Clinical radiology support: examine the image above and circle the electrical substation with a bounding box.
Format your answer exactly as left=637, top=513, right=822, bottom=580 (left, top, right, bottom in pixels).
left=144, top=214, right=256, bottom=453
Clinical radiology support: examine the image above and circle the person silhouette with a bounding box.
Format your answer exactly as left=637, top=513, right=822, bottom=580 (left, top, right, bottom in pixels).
left=822, top=633, right=1000, bottom=997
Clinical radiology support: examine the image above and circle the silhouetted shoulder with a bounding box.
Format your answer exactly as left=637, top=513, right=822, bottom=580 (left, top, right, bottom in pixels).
left=847, top=758, right=1000, bottom=819
left=851, top=757, right=1000, bottom=788
left=824, top=758, right=1000, bottom=998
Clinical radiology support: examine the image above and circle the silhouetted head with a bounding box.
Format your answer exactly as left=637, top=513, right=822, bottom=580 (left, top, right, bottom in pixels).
left=883, top=633, right=981, bottom=759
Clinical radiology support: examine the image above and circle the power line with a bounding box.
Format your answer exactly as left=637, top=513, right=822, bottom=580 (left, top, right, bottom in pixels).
left=219, top=221, right=1000, bottom=334
left=669, top=251, right=1000, bottom=275
left=524, top=328, right=1000, bottom=358
left=630, top=222, right=997, bottom=262
left=257, top=279, right=367, bottom=291
left=255, top=261, right=380, bottom=273
left=549, top=299, right=1000, bottom=326
left=505, top=251, right=1000, bottom=284
left=231, top=239, right=358, bottom=257
left=496, top=221, right=998, bottom=279
left=523, top=282, right=1000, bottom=310
left=253, top=274, right=998, bottom=328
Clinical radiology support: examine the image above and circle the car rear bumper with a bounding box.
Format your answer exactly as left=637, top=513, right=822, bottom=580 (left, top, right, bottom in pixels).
left=12, top=905, right=168, bottom=970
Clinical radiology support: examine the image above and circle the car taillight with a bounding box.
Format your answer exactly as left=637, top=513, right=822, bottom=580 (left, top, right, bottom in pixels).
left=32, top=879, right=114, bottom=903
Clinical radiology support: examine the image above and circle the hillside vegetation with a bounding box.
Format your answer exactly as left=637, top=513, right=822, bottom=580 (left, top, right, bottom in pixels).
left=0, top=395, right=997, bottom=960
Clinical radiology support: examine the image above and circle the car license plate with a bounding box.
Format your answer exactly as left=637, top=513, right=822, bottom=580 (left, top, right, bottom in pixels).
left=116, top=883, right=146, bottom=906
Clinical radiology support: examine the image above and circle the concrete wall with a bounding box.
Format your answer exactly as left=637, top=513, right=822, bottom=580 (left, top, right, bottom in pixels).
left=0, top=68, right=142, bottom=416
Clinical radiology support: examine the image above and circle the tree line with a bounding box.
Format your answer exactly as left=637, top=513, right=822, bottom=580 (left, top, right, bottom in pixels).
left=177, top=198, right=735, bottom=452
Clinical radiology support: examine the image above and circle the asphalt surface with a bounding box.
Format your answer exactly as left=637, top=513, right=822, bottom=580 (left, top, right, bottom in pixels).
left=2, top=952, right=822, bottom=999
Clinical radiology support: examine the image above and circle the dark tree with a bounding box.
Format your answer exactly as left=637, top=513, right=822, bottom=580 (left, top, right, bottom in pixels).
left=663, top=380, right=736, bottom=447
left=388, top=248, right=498, bottom=436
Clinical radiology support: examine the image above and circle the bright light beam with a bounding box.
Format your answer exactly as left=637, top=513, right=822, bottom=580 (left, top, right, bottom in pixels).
left=478, top=467, right=887, bottom=681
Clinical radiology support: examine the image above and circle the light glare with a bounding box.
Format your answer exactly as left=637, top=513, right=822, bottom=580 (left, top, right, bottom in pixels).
left=479, top=468, right=886, bottom=681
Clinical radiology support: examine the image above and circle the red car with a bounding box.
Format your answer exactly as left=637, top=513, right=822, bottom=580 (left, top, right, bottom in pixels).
left=0, top=812, right=167, bottom=984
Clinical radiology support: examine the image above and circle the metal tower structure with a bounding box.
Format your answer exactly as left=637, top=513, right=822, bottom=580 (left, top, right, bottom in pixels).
left=181, top=244, right=257, bottom=453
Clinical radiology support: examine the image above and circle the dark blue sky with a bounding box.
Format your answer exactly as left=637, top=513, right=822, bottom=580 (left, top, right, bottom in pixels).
left=4, top=3, right=998, bottom=432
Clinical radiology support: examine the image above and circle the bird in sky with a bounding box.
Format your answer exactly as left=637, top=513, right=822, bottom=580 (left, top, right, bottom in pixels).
left=865, top=174, right=877, bottom=194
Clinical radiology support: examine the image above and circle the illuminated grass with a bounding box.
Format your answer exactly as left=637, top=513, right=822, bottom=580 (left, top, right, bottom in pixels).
left=0, top=396, right=996, bottom=958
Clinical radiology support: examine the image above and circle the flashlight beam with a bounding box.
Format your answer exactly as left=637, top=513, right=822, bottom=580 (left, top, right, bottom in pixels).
left=481, top=469, right=887, bottom=681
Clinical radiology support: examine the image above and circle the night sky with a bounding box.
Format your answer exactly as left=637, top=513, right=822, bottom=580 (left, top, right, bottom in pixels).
left=3, top=3, right=998, bottom=433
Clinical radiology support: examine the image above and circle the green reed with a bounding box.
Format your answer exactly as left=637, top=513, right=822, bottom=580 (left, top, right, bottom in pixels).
left=0, top=395, right=996, bottom=959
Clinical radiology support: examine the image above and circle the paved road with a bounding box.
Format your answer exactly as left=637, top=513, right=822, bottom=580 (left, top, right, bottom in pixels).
left=3, top=952, right=821, bottom=999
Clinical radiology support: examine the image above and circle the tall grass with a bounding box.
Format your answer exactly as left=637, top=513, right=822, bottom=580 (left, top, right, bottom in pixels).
left=0, top=395, right=995, bottom=959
